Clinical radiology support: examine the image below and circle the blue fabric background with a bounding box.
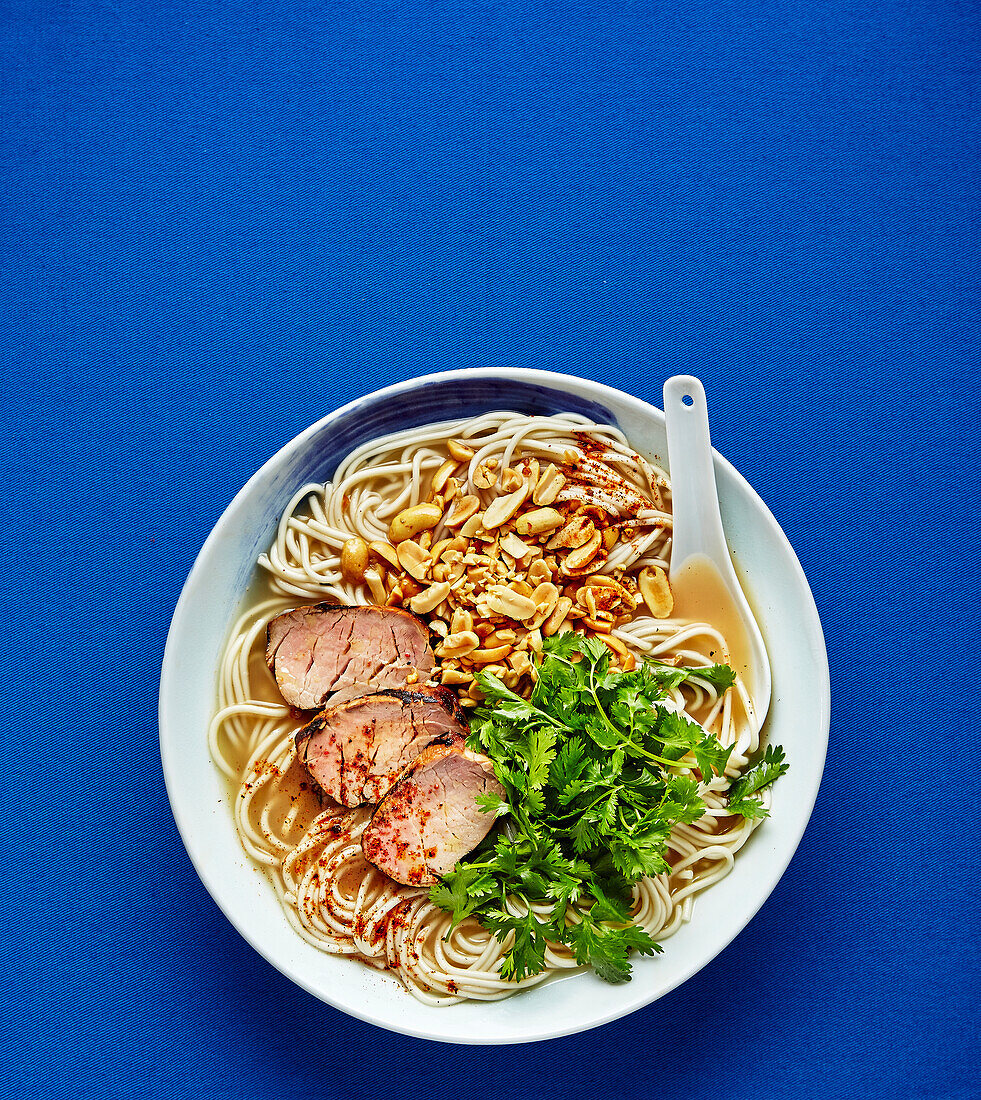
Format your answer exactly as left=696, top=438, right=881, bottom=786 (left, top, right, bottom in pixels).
left=2, top=0, right=978, bottom=1096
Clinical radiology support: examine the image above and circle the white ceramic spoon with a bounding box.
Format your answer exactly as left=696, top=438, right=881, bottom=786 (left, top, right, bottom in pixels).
left=662, top=375, right=772, bottom=729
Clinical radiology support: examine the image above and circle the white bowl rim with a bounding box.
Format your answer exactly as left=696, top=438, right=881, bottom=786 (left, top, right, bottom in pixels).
left=159, top=366, right=830, bottom=1044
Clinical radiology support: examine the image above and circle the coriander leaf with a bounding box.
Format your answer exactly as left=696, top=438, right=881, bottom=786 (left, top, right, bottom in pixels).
left=490, top=834, right=522, bottom=876
left=608, top=834, right=671, bottom=879
left=686, top=663, right=737, bottom=691
left=586, top=878, right=632, bottom=924
left=565, top=912, right=660, bottom=983
left=526, top=724, right=559, bottom=789
left=601, top=789, right=620, bottom=830
left=607, top=675, right=664, bottom=736
left=474, top=791, right=510, bottom=817
left=641, top=661, right=690, bottom=693
left=469, top=716, right=517, bottom=764
left=727, top=744, right=789, bottom=818
left=429, top=864, right=493, bottom=927
left=655, top=712, right=731, bottom=779
left=658, top=710, right=710, bottom=763
left=484, top=910, right=551, bottom=983
left=548, top=737, right=587, bottom=792
left=693, top=732, right=734, bottom=781
left=661, top=774, right=706, bottom=825
left=569, top=814, right=600, bottom=855
left=555, top=776, right=588, bottom=807
left=524, top=785, right=545, bottom=815
left=544, top=630, right=611, bottom=665
left=644, top=659, right=736, bottom=693
left=475, top=670, right=556, bottom=726
left=579, top=715, right=622, bottom=752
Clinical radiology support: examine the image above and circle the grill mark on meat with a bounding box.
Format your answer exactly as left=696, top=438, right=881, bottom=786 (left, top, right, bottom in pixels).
left=327, top=612, right=362, bottom=691
left=365, top=716, right=379, bottom=804
left=301, top=641, right=317, bottom=683
left=317, top=613, right=355, bottom=687
left=367, top=721, right=382, bottom=770
left=387, top=621, right=401, bottom=669
left=335, top=622, right=374, bottom=690
left=338, top=617, right=403, bottom=692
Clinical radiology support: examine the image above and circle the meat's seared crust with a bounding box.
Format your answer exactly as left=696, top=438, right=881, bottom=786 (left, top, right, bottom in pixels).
left=293, top=708, right=328, bottom=751
left=369, top=684, right=468, bottom=730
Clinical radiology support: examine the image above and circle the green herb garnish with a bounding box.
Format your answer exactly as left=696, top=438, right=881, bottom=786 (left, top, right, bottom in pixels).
left=429, top=632, right=788, bottom=984
left=726, top=744, right=789, bottom=819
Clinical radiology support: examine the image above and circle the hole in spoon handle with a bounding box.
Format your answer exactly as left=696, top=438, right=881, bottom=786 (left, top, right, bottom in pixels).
left=666, top=375, right=707, bottom=419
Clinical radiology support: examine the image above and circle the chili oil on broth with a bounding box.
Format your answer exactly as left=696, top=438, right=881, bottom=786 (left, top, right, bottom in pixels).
left=208, top=410, right=766, bottom=1005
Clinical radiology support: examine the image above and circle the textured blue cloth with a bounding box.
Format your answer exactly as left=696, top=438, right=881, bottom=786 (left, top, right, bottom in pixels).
left=1, top=0, right=978, bottom=1096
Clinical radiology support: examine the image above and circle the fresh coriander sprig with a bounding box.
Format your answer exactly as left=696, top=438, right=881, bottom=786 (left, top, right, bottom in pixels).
left=429, top=632, right=787, bottom=985
left=726, top=744, right=789, bottom=818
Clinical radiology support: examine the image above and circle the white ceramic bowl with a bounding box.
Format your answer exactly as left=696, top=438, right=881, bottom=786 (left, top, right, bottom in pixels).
left=159, top=368, right=829, bottom=1044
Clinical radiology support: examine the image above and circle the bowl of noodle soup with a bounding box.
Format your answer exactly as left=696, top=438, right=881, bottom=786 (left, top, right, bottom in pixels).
left=159, top=368, right=829, bottom=1043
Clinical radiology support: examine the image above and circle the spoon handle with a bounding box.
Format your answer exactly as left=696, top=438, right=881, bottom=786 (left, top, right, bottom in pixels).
left=662, top=375, right=730, bottom=575
left=663, top=374, right=772, bottom=725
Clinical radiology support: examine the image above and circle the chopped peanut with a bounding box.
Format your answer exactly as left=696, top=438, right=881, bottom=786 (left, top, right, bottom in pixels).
left=639, top=565, right=674, bottom=618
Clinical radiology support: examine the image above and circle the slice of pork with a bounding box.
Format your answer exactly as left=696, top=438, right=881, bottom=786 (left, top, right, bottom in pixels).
left=266, top=603, right=435, bottom=711
left=295, top=685, right=469, bottom=807
left=361, top=742, right=504, bottom=886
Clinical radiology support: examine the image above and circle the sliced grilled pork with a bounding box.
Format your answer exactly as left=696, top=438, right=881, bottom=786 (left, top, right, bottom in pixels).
left=361, top=743, right=504, bottom=886
left=295, top=685, right=468, bottom=807
left=266, top=603, right=435, bottom=710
